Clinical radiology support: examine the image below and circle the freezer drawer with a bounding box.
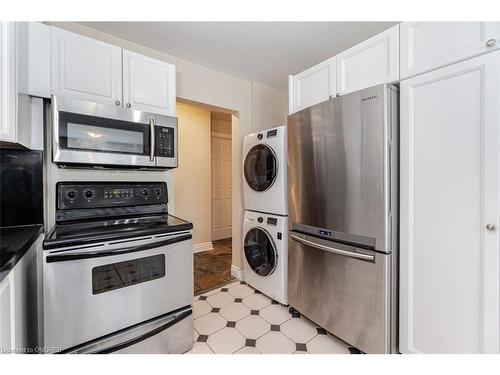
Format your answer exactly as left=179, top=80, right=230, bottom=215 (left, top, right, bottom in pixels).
left=64, top=307, right=193, bottom=354
left=288, top=231, right=393, bottom=353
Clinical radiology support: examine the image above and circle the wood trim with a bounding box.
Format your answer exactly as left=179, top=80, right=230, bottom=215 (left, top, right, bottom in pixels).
left=211, top=132, right=231, bottom=139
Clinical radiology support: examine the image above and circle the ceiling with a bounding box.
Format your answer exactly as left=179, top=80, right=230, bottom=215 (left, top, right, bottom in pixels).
left=80, top=22, right=398, bottom=91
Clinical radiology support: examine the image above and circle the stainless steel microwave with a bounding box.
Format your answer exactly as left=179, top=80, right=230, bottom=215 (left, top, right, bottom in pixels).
left=51, top=96, right=178, bottom=169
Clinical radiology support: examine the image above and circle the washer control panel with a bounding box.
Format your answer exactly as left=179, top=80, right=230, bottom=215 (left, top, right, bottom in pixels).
left=58, top=182, right=167, bottom=210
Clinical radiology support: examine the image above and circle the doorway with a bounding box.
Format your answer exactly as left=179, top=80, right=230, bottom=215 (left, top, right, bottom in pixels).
left=174, top=102, right=235, bottom=296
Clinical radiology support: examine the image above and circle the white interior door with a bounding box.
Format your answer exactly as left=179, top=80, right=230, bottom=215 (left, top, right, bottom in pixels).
left=400, top=51, right=500, bottom=353
left=212, top=135, right=232, bottom=241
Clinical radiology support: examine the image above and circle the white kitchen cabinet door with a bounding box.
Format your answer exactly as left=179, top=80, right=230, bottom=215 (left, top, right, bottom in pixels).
left=336, top=25, right=399, bottom=96
left=400, top=51, right=500, bottom=354
left=17, top=22, right=51, bottom=98
left=51, top=27, right=122, bottom=106
left=400, top=22, right=500, bottom=79
left=288, top=57, right=335, bottom=114
left=1, top=22, right=17, bottom=144
left=122, top=50, right=176, bottom=116
left=0, top=275, right=12, bottom=353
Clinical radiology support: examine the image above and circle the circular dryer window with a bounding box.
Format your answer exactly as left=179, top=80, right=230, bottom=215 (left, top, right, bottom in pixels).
left=244, top=228, right=277, bottom=276
left=244, top=144, right=277, bottom=192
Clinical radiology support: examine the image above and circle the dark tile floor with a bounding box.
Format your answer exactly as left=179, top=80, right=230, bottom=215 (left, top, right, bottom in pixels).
left=194, top=238, right=235, bottom=295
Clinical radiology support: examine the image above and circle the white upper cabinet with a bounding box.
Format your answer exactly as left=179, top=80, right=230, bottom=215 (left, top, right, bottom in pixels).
left=1, top=22, right=17, bottom=144
left=51, top=27, right=123, bottom=106
left=400, top=22, right=500, bottom=79
left=17, top=22, right=51, bottom=98
left=288, top=57, right=335, bottom=114
left=336, top=24, right=399, bottom=96
left=122, top=50, right=176, bottom=116
left=399, top=50, right=500, bottom=353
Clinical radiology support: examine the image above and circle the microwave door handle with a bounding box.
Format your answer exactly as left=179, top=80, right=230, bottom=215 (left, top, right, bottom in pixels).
left=290, top=233, right=374, bottom=261
left=46, top=234, right=192, bottom=263
left=150, top=118, right=155, bottom=162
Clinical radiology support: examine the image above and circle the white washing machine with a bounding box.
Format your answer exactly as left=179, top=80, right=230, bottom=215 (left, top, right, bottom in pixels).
left=243, top=125, right=287, bottom=216
left=243, top=210, right=287, bottom=305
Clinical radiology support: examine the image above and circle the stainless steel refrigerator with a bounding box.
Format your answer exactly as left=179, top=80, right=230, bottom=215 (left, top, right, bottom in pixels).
left=287, top=84, right=398, bottom=354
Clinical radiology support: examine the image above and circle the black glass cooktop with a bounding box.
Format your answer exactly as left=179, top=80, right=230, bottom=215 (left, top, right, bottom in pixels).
left=44, top=214, right=193, bottom=249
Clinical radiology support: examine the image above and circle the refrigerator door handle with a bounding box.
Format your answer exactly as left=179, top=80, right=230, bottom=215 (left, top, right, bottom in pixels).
left=290, top=233, right=375, bottom=261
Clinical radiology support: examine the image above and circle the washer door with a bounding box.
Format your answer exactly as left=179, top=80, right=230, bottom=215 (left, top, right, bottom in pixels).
left=244, top=144, right=277, bottom=192
left=244, top=227, right=277, bottom=276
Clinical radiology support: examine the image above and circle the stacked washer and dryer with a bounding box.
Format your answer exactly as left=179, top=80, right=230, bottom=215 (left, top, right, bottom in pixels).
left=242, top=126, right=288, bottom=305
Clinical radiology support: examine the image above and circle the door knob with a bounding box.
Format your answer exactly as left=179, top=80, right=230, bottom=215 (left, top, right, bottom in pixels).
left=486, top=223, right=497, bottom=231
left=115, top=100, right=121, bottom=106
left=126, top=103, right=131, bottom=108
left=486, top=39, right=497, bottom=48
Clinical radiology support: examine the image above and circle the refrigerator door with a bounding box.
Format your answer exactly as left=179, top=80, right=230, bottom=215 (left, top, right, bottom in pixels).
left=288, top=231, right=391, bottom=354
left=287, top=84, right=395, bottom=252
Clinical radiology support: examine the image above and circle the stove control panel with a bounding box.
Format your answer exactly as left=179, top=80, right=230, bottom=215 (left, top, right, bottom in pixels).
left=57, top=182, right=167, bottom=210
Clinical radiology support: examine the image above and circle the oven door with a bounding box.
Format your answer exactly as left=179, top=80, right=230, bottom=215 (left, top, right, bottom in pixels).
left=52, top=95, right=156, bottom=168
left=42, top=231, right=193, bottom=351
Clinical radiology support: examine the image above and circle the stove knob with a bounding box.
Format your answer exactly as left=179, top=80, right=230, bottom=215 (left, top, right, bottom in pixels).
left=84, top=190, right=94, bottom=199
left=141, top=189, right=149, bottom=196
left=154, top=188, right=161, bottom=196
left=67, top=190, right=77, bottom=199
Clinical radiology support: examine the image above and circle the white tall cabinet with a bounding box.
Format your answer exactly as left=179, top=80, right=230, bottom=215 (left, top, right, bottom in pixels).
left=399, top=50, right=500, bottom=353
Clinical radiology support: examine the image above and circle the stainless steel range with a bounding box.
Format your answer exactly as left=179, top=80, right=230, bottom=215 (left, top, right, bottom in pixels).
left=42, top=181, right=194, bottom=354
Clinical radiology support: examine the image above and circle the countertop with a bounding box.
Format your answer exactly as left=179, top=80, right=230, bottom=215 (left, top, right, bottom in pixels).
left=0, top=224, right=43, bottom=283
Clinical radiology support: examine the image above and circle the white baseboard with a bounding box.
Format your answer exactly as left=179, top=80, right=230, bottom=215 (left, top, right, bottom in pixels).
left=194, top=242, right=213, bottom=253
left=231, top=265, right=244, bottom=281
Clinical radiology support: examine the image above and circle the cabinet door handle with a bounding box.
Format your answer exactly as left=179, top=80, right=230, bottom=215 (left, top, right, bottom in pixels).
left=126, top=103, right=132, bottom=108
left=486, top=39, right=497, bottom=48
left=486, top=223, right=497, bottom=231
left=115, top=100, right=121, bottom=106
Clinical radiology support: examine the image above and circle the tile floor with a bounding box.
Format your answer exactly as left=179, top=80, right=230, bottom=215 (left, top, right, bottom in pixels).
left=188, top=280, right=355, bottom=354
left=194, top=238, right=235, bottom=295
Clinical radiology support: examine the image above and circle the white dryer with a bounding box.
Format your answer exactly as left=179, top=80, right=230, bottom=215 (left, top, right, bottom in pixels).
left=243, top=125, right=287, bottom=216
left=243, top=210, right=287, bottom=305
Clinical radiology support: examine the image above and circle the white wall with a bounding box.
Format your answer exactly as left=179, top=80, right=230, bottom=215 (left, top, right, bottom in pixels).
left=174, top=103, right=212, bottom=250
left=47, top=22, right=287, bottom=274
left=251, top=81, right=288, bottom=132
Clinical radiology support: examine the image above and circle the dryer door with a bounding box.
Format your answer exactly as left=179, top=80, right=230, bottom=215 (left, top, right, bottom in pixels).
left=244, top=144, right=277, bottom=192
left=244, top=227, right=277, bottom=276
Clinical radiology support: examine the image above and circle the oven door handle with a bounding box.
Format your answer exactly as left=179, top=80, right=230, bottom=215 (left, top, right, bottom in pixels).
left=46, top=234, right=192, bottom=263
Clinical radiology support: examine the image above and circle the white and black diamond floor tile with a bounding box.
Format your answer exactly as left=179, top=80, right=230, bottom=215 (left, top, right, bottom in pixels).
left=186, top=281, right=353, bottom=354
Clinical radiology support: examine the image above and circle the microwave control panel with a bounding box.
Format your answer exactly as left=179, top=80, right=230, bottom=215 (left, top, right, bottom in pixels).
left=57, top=182, right=167, bottom=210
left=155, top=126, right=175, bottom=158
